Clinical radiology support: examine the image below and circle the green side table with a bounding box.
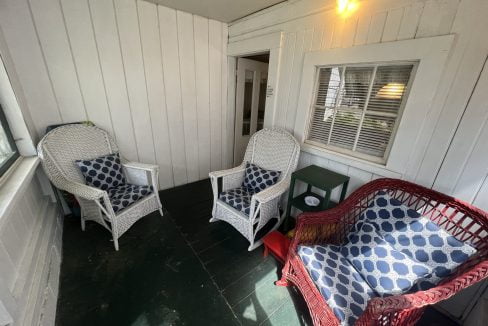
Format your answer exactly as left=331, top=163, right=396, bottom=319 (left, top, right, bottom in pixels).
left=284, top=165, right=350, bottom=231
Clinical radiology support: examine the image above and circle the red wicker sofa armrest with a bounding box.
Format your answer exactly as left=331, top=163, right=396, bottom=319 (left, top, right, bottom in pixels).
left=358, top=261, right=488, bottom=322
left=292, top=208, right=348, bottom=247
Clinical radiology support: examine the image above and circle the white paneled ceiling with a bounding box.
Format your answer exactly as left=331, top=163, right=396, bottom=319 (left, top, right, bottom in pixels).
left=144, top=0, right=287, bottom=23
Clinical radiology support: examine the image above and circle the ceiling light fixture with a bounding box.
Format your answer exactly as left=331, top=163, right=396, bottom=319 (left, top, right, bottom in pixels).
left=376, top=83, right=406, bottom=100
left=337, top=0, right=359, bottom=17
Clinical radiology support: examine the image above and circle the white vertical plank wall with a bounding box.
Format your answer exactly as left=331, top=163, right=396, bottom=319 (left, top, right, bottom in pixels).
left=177, top=10, right=199, bottom=183
left=114, top=0, right=156, bottom=165
left=0, top=0, right=228, bottom=190
left=137, top=0, right=174, bottom=188
left=0, top=0, right=61, bottom=138
left=209, top=19, right=224, bottom=172
left=89, top=0, right=139, bottom=162
left=60, top=0, right=115, bottom=136
left=158, top=5, right=187, bottom=186
left=194, top=15, right=212, bottom=179
left=0, top=167, right=62, bottom=326
left=433, top=57, right=488, bottom=211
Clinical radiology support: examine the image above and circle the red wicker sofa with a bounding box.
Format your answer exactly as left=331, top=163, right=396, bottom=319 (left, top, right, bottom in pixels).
left=278, top=178, right=488, bottom=325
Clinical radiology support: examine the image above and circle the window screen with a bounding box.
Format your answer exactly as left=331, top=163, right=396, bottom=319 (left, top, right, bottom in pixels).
left=307, top=63, right=414, bottom=163
left=0, top=104, right=19, bottom=177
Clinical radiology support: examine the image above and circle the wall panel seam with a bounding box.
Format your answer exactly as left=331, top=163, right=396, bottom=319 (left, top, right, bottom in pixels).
left=25, top=0, right=63, bottom=123
left=86, top=0, right=117, bottom=142
left=112, top=0, right=141, bottom=162
left=58, top=0, right=89, bottom=121
left=175, top=10, right=189, bottom=182
left=156, top=5, right=176, bottom=186
left=135, top=0, right=158, bottom=167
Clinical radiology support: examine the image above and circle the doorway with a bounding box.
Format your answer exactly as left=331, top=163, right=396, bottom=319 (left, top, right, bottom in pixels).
left=233, top=53, right=269, bottom=164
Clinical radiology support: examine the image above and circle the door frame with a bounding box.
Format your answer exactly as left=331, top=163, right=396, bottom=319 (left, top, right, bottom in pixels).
left=233, top=58, right=269, bottom=164
left=227, top=32, right=284, bottom=165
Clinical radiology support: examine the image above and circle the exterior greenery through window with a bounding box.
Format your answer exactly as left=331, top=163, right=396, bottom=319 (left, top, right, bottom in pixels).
left=306, top=62, right=415, bottom=164
left=0, top=104, right=19, bottom=177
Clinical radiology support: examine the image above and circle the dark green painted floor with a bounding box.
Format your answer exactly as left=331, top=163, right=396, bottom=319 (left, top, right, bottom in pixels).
left=56, top=179, right=459, bottom=326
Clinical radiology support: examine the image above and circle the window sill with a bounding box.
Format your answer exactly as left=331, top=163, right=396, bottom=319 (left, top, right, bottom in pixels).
left=301, top=143, right=402, bottom=178
left=0, top=156, right=40, bottom=221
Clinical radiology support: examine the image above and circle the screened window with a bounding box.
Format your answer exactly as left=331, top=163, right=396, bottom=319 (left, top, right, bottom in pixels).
left=0, top=104, right=19, bottom=177
left=306, top=62, right=415, bottom=164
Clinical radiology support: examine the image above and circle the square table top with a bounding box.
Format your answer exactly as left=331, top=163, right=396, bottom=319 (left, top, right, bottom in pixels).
left=291, top=164, right=349, bottom=190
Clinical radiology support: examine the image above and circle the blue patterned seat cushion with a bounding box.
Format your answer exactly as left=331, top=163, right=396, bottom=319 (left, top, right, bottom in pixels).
left=107, top=184, right=153, bottom=213
left=342, top=222, right=433, bottom=296
left=242, top=162, right=281, bottom=193
left=76, top=153, right=126, bottom=191
left=219, top=186, right=255, bottom=216
left=358, top=192, right=477, bottom=290
left=298, top=244, right=377, bottom=326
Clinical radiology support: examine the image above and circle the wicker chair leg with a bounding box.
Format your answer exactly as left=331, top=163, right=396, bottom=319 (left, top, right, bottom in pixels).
left=111, top=226, right=119, bottom=251
left=113, top=237, right=119, bottom=251
left=248, top=238, right=264, bottom=251
left=80, top=217, right=86, bottom=231
left=159, top=208, right=164, bottom=217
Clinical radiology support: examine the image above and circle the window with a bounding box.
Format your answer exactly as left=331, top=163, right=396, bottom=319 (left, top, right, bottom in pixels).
left=0, top=104, right=19, bottom=177
left=306, top=62, right=415, bottom=164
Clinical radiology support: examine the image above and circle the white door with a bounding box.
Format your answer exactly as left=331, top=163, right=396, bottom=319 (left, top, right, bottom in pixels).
left=234, top=58, right=268, bottom=164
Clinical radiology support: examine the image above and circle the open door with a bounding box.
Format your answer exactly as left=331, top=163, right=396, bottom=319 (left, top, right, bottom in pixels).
left=234, top=57, right=268, bottom=164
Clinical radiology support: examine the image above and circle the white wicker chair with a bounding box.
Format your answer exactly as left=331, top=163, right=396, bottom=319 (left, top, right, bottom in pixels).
left=37, top=124, right=163, bottom=250
left=209, top=128, right=300, bottom=251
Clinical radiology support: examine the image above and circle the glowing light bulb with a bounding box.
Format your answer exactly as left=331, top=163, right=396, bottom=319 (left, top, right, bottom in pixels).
left=337, top=0, right=359, bottom=17
left=376, top=83, right=406, bottom=100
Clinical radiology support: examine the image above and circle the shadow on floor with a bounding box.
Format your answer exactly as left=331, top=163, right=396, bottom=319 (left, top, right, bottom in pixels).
left=55, top=179, right=459, bottom=326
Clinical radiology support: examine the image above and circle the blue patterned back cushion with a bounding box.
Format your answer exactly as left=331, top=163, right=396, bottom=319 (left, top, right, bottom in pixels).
left=358, top=192, right=477, bottom=289
left=242, top=162, right=281, bottom=193
left=342, top=222, right=433, bottom=296
left=298, top=244, right=377, bottom=325
left=76, top=153, right=126, bottom=191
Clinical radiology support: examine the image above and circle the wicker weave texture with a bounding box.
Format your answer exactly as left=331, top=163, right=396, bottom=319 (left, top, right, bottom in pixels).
left=209, top=128, right=300, bottom=251
left=279, top=178, right=488, bottom=325
left=37, top=124, right=164, bottom=250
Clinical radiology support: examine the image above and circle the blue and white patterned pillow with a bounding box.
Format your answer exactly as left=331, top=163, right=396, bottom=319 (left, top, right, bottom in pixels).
left=242, top=162, right=281, bottom=193
left=342, top=222, right=433, bottom=296
left=298, top=244, right=377, bottom=326
left=76, top=153, right=126, bottom=191
left=108, top=184, right=153, bottom=213
left=358, top=192, right=477, bottom=289
left=219, top=186, right=255, bottom=216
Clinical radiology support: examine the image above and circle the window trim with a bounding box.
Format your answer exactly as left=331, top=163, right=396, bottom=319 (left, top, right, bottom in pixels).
left=0, top=104, right=19, bottom=177
left=294, top=35, right=454, bottom=175
left=305, top=61, right=418, bottom=164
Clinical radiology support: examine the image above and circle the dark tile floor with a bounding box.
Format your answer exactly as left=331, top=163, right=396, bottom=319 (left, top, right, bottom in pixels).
left=56, top=179, right=459, bottom=326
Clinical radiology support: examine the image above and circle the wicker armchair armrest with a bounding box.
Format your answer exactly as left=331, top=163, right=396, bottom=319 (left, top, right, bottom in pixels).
left=122, top=161, right=159, bottom=187
left=253, top=178, right=290, bottom=204
left=56, top=178, right=105, bottom=201
left=209, top=165, right=245, bottom=179
left=122, top=161, right=159, bottom=172
left=209, top=166, right=246, bottom=192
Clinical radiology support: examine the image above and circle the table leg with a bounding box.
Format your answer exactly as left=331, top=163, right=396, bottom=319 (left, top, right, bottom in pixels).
left=284, top=178, right=296, bottom=231
left=306, top=184, right=312, bottom=194
left=340, top=180, right=349, bottom=202
left=323, top=190, right=331, bottom=210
